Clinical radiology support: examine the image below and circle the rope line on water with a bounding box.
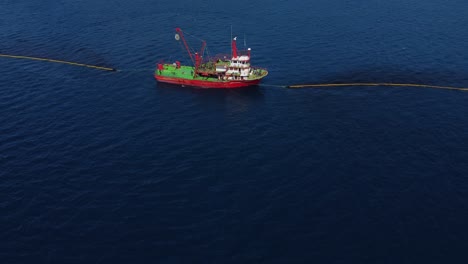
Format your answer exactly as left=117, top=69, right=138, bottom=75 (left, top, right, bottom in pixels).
left=0, top=53, right=116, bottom=72
left=287, top=83, right=468, bottom=91
left=1, top=53, right=466, bottom=91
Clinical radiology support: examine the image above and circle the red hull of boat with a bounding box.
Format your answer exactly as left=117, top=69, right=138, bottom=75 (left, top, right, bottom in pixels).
left=155, top=75, right=261, bottom=88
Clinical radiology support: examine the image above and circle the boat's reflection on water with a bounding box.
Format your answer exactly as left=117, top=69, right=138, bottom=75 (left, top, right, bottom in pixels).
left=156, top=82, right=264, bottom=113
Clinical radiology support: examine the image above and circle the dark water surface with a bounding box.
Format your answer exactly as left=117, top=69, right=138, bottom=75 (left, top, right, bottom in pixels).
left=1, top=0, right=468, bottom=263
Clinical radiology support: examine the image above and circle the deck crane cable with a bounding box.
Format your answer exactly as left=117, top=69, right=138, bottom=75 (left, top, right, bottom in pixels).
left=177, top=39, right=192, bottom=64
left=182, top=30, right=208, bottom=59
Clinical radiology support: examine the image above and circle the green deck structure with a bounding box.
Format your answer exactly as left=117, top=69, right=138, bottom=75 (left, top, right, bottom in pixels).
left=156, top=64, right=268, bottom=82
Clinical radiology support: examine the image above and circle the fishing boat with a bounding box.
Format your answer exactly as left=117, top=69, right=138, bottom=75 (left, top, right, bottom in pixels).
left=155, top=28, right=268, bottom=88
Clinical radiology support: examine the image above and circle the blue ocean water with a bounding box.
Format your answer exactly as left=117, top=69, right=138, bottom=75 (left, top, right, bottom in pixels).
left=1, top=0, right=468, bottom=263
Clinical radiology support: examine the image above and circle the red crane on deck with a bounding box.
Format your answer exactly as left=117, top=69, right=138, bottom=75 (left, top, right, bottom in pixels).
left=175, top=28, right=206, bottom=76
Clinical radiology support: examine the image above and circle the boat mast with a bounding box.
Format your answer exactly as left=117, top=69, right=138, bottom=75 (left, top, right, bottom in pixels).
left=199, top=40, right=206, bottom=58
left=232, top=37, right=238, bottom=58
left=193, top=40, right=206, bottom=76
